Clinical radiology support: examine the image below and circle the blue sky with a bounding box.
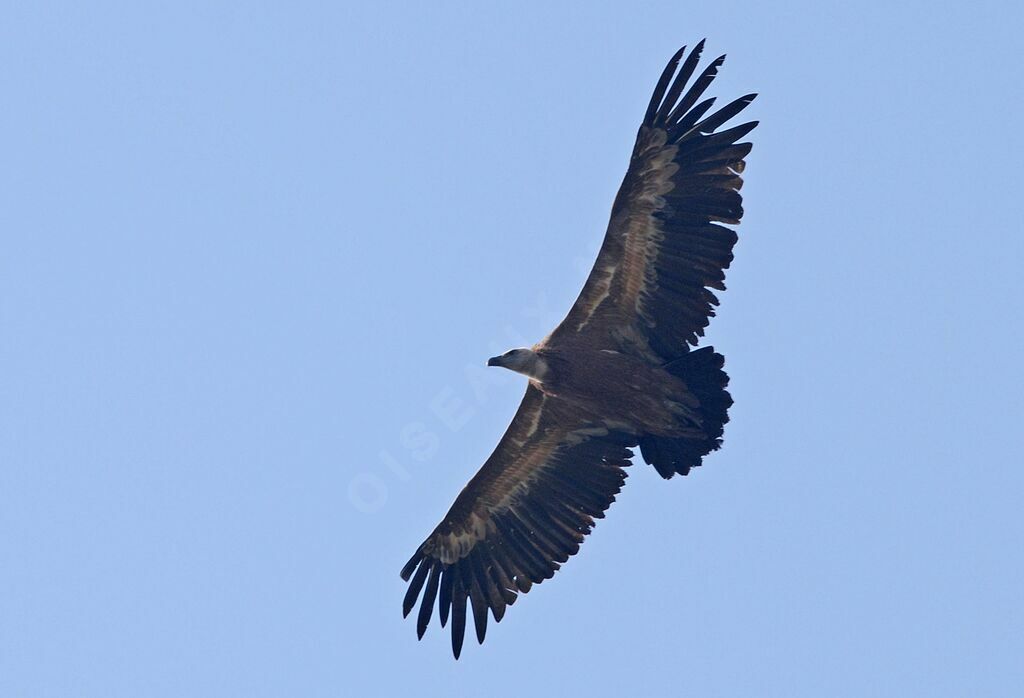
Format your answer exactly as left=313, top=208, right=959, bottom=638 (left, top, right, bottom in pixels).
left=2, top=2, right=1023, bottom=696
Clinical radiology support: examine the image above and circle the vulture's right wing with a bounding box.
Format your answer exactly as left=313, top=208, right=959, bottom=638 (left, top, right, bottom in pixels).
left=400, top=385, right=634, bottom=658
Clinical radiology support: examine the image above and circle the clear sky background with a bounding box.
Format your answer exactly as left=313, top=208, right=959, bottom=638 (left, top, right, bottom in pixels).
left=2, top=2, right=1023, bottom=696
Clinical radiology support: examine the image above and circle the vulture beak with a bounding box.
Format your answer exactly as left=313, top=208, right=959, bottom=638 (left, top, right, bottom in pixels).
left=487, top=356, right=502, bottom=367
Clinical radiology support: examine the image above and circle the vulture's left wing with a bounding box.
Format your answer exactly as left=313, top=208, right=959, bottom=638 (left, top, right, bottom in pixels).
left=547, top=41, right=757, bottom=361
left=400, top=385, right=634, bottom=658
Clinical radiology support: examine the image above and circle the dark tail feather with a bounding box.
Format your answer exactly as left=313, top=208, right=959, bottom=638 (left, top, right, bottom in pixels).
left=639, top=346, right=732, bottom=479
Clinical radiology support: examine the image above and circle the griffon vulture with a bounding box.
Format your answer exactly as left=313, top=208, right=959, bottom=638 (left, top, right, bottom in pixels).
left=400, top=41, right=757, bottom=658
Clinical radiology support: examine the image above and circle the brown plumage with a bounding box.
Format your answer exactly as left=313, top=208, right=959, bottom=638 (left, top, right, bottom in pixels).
left=401, top=41, right=756, bottom=658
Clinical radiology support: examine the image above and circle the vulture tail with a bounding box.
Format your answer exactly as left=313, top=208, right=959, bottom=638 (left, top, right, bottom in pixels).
left=639, top=347, right=732, bottom=479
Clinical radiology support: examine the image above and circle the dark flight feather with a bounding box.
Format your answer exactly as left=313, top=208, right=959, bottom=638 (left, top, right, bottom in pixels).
left=644, top=46, right=687, bottom=124
left=450, top=566, right=467, bottom=660
left=416, top=563, right=441, bottom=639
left=402, top=559, right=429, bottom=618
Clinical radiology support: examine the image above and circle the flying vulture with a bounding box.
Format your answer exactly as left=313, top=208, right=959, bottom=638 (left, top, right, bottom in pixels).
left=400, top=41, right=757, bottom=658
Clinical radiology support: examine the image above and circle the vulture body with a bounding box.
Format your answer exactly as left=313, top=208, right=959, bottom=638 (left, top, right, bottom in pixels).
left=400, top=41, right=757, bottom=658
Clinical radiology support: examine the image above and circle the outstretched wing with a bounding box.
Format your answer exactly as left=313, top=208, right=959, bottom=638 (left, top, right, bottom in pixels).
left=547, top=41, right=757, bottom=361
left=399, top=385, right=634, bottom=658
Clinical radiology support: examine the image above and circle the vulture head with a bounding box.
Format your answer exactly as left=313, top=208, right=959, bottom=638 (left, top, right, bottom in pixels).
left=487, top=348, right=548, bottom=381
